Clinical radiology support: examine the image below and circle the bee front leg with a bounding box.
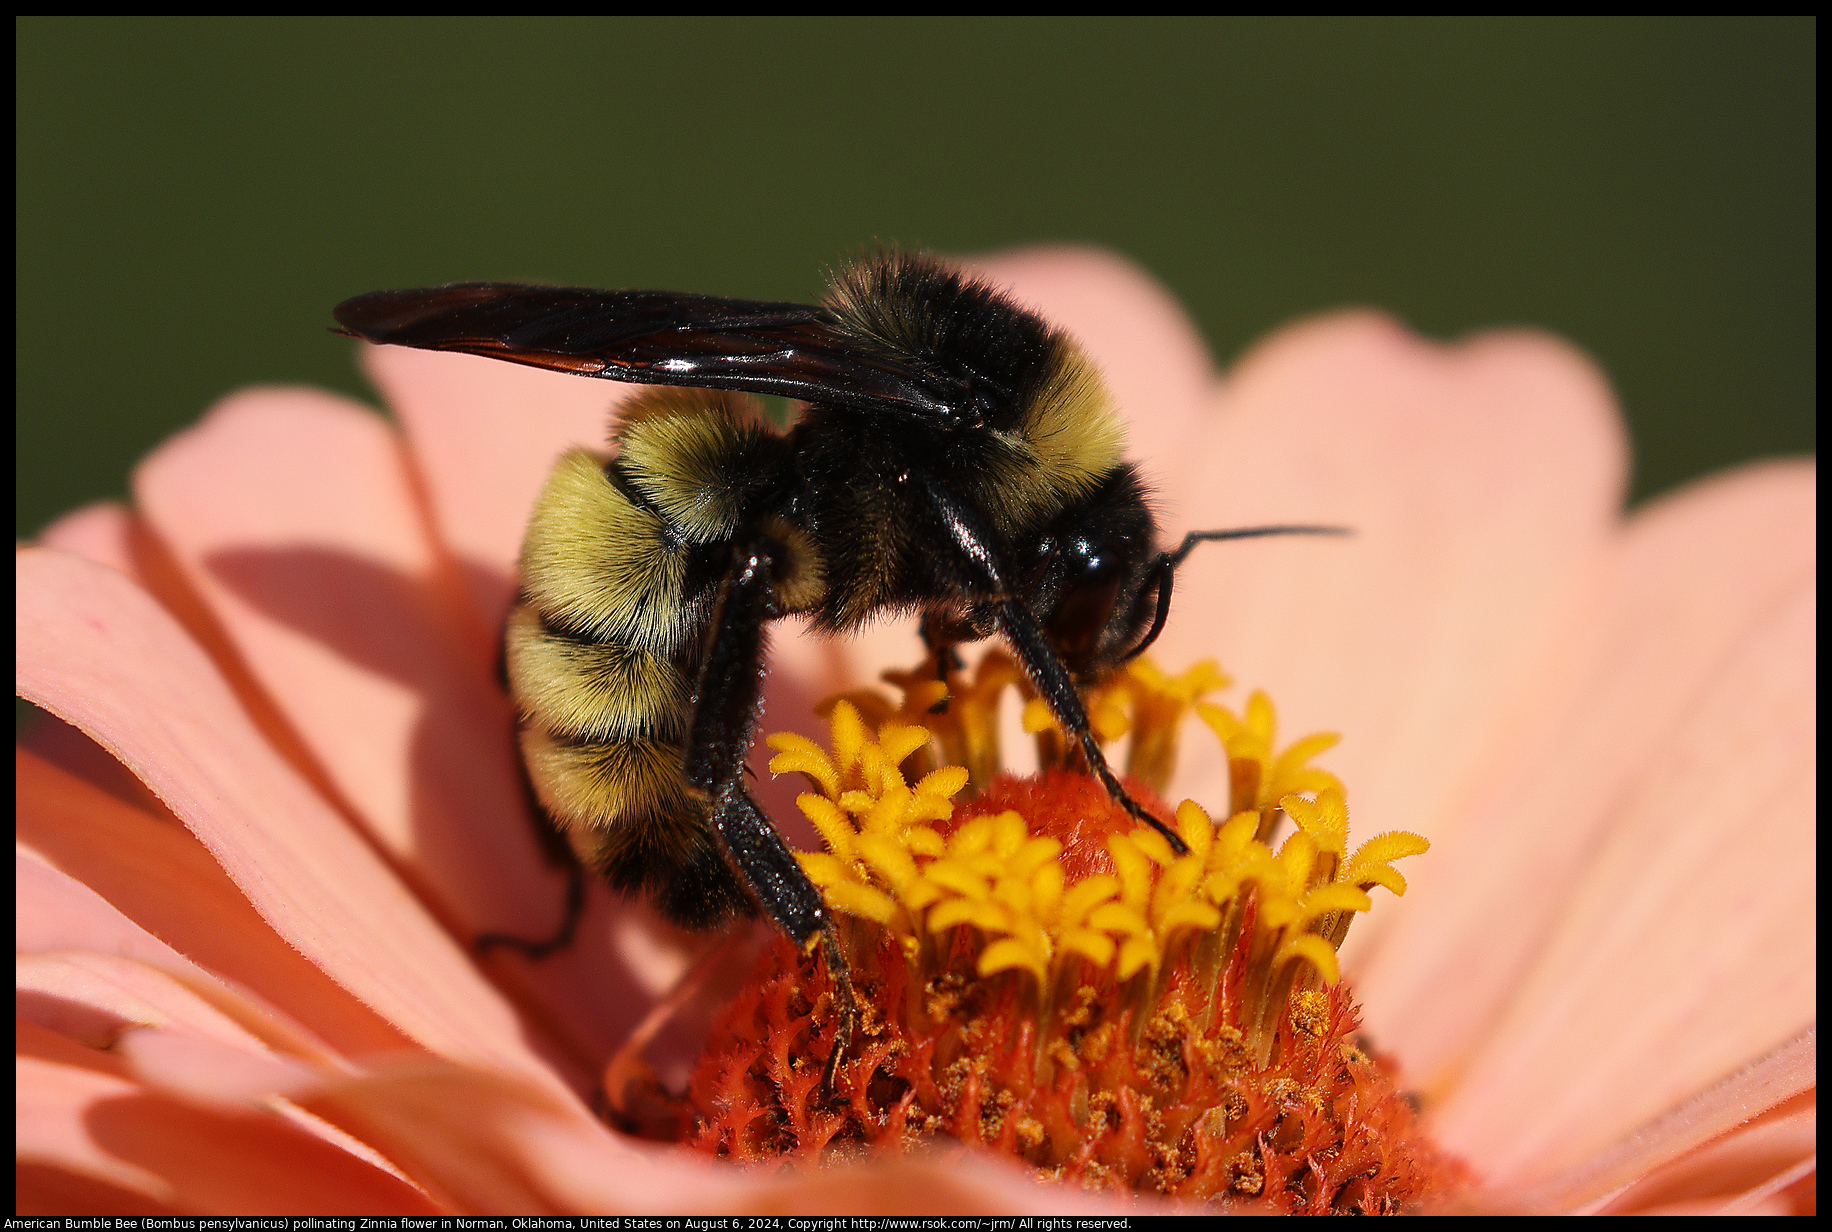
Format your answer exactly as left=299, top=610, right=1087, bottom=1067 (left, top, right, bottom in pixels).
left=684, top=537, right=857, bottom=1102
left=918, top=610, right=974, bottom=713
left=909, top=471, right=1189, bottom=856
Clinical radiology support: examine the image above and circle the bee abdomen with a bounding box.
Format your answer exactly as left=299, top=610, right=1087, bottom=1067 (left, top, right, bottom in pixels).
left=519, top=448, right=706, bottom=652
left=511, top=433, right=758, bottom=928
left=518, top=725, right=694, bottom=834
left=505, top=603, right=686, bottom=742
left=516, top=722, right=752, bottom=928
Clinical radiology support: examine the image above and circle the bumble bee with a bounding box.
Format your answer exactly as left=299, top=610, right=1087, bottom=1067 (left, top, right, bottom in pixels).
left=334, top=252, right=1341, bottom=981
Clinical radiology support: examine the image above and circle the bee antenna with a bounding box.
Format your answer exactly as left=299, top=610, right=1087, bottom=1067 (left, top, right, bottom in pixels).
left=1121, top=524, right=1352, bottom=664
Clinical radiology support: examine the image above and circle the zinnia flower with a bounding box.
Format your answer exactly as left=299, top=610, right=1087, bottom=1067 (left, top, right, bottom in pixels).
left=17, top=248, right=1814, bottom=1214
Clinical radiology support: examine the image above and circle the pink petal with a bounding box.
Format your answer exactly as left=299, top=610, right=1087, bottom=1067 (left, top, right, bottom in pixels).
left=1480, top=1028, right=1815, bottom=1212
left=18, top=1032, right=178, bottom=1210
left=1432, top=574, right=1815, bottom=1182
left=1157, top=315, right=1629, bottom=864
left=111, top=1025, right=451, bottom=1202
left=17, top=842, right=368, bottom=1073
left=18, top=846, right=231, bottom=1001
left=729, top=1153, right=1144, bottom=1216
left=37, top=500, right=141, bottom=581
left=20, top=748, right=413, bottom=1058
left=20, top=950, right=290, bottom=1060
left=22, top=708, right=167, bottom=817
left=123, top=1018, right=320, bottom=1100
left=361, top=343, right=623, bottom=627
left=17, top=1035, right=439, bottom=1215
left=132, top=389, right=509, bottom=849
left=1357, top=461, right=1817, bottom=1094
left=297, top=1056, right=718, bottom=1214
left=22, top=961, right=446, bottom=1203
left=1597, top=1089, right=1816, bottom=1214
left=30, top=503, right=209, bottom=807
left=296, top=1055, right=1130, bottom=1215
left=17, top=548, right=581, bottom=1100
left=131, top=387, right=644, bottom=1060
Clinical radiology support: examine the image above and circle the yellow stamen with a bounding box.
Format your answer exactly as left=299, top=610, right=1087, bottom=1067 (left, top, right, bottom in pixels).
left=693, top=652, right=1456, bottom=1209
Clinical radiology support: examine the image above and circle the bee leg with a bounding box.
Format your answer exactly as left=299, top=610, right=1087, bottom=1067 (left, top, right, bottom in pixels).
left=998, top=592, right=1189, bottom=853
left=913, top=472, right=1190, bottom=856
left=475, top=859, right=585, bottom=960
left=477, top=733, right=588, bottom=960
left=714, top=784, right=856, bottom=1104
left=684, top=539, right=858, bottom=1103
left=918, top=611, right=969, bottom=713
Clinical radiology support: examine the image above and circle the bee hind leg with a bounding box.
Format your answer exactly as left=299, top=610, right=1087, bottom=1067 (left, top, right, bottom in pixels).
left=475, top=859, right=586, bottom=960
left=477, top=744, right=588, bottom=960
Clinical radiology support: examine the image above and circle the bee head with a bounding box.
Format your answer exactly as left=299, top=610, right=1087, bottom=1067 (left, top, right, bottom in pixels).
left=1022, top=464, right=1160, bottom=683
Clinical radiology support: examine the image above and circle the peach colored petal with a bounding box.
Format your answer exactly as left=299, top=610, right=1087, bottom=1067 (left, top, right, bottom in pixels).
left=35, top=493, right=314, bottom=776
left=16, top=548, right=582, bottom=1101
left=23, top=968, right=445, bottom=1198
left=19, top=748, right=414, bottom=1058
left=19, top=1038, right=176, bottom=1208
left=30, top=506, right=190, bottom=805
left=18, top=846, right=219, bottom=987
left=1598, top=1089, right=1815, bottom=1214
left=132, top=387, right=642, bottom=1061
left=20, top=951, right=286, bottom=1060
left=22, top=709, right=167, bottom=816
left=729, top=1152, right=1148, bottom=1217
left=296, top=1056, right=712, bottom=1214
left=111, top=1025, right=318, bottom=1105
left=106, top=1026, right=437, bottom=1194
left=1435, top=576, right=1815, bottom=1182
left=15, top=1030, right=176, bottom=1214
left=1357, top=460, right=1817, bottom=1092
left=19, top=953, right=436, bottom=1202
left=16, top=844, right=364, bottom=1073
left=37, top=499, right=141, bottom=581
left=133, top=389, right=510, bottom=855
left=361, top=342, right=624, bottom=626
left=15, top=1168, right=179, bottom=1218
left=295, top=1055, right=1133, bottom=1216
left=1482, top=1027, right=1815, bottom=1212
left=1157, top=316, right=1629, bottom=870
left=17, top=1041, right=439, bottom=1215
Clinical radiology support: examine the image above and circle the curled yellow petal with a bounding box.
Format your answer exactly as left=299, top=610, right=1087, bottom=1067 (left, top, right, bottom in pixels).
left=825, top=881, right=899, bottom=925
left=1277, top=933, right=1342, bottom=985
left=979, top=937, right=1047, bottom=984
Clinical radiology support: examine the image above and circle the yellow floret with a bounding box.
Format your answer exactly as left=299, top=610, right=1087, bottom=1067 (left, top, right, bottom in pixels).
left=768, top=657, right=1427, bottom=1004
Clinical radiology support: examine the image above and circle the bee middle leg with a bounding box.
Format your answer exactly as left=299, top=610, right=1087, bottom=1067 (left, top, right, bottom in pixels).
left=684, top=536, right=857, bottom=1099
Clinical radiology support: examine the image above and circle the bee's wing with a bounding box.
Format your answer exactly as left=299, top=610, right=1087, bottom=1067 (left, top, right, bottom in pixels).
left=333, top=283, right=954, bottom=419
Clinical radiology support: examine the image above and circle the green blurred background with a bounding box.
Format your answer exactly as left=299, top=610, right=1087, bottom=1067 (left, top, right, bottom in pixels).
left=16, top=16, right=1816, bottom=540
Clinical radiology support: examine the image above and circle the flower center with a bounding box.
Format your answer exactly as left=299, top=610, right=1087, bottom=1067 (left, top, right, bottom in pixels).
left=674, top=652, right=1468, bottom=1212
